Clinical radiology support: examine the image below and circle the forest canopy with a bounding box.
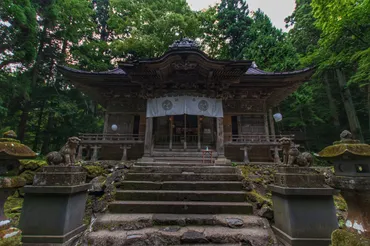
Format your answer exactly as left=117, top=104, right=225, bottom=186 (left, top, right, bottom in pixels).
left=1, top=0, right=369, bottom=153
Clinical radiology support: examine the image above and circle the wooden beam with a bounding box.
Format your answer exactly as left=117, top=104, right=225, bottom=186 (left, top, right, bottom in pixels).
left=144, top=117, right=153, bottom=157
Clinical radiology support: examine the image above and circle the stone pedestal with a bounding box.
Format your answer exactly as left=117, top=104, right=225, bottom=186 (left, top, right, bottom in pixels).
left=270, top=167, right=338, bottom=246
left=19, top=166, right=91, bottom=245
left=331, top=158, right=370, bottom=237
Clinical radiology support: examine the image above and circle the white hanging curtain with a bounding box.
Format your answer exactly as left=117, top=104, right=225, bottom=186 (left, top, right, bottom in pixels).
left=146, top=96, right=223, bottom=118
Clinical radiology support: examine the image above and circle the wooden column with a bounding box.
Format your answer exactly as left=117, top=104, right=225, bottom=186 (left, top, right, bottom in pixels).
left=216, top=117, right=225, bottom=158
left=269, top=109, right=280, bottom=163
left=120, top=145, right=131, bottom=161
left=264, top=113, right=270, bottom=141
left=237, top=116, right=242, bottom=135
left=169, top=117, right=173, bottom=151
left=144, top=117, right=153, bottom=157
left=197, top=116, right=201, bottom=151
left=184, top=114, right=187, bottom=150
left=103, top=112, right=109, bottom=133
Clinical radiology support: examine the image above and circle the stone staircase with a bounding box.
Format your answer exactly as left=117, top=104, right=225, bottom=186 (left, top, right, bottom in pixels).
left=86, top=161, right=277, bottom=245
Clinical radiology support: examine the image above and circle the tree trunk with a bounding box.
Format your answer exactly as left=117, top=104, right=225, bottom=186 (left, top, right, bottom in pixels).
left=41, top=112, right=54, bottom=154
left=17, top=24, right=48, bottom=142
left=33, top=100, right=46, bottom=151
left=324, top=72, right=340, bottom=127
left=336, top=69, right=364, bottom=142
left=18, top=106, right=30, bottom=142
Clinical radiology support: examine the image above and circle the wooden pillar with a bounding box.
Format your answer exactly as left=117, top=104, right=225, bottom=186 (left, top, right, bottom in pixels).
left=76, top=145, right=85, bottom=161
left=269, top=109, right=280, bottom=163
left=169, top=117, right=173, bottom=151
left=197, top=116, right=201, bottom=151
left=216, top=117, right=225, bottom=158
left=90, top=145, right=101, bottom=161
left=103, top=112, right=109, bottom=133
left=120, top=145, right=131, bottom=161
left=237, top=116, right=242, bottom=135
left=144, top=117, right=153, bottom=157
left=264, top=113, right=270, bottom=141
left=184, top=114, right=187, bottom=150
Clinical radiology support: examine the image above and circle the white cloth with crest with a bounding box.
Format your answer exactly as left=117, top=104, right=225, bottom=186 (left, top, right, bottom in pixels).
left=146, top=96, right=223, bottom=118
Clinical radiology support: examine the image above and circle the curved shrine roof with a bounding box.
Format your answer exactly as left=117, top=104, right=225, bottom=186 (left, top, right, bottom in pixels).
left=58, top=38, right=315, bottom=108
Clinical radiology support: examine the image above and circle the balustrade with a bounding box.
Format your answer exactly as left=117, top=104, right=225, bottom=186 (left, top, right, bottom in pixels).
left=80, top=133, right=144, bottom=144
left=225, top=134, right=294, bottom=145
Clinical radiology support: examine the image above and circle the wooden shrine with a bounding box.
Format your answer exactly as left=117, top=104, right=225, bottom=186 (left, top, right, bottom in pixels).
left=58, top=38, right=314, bottom=163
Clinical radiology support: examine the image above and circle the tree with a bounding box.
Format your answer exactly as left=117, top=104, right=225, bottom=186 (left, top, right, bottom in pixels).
left=108, top=0, right=201, bottom=59
left=241, top=9, right=299, bottom=71
left=308, top=0, right=370, bottom=141
left=217, top=0, right=252, bottom=59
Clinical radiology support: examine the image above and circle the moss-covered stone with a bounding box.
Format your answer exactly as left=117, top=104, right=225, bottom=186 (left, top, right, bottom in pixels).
left=246, top=190, right=272, bottom=207
left=319, top=143, right=370, bottom=158
left=331, top=229, right=370, bottom=246
left=19, top=159, right=47, bottom=171
left=334, top=195, right=347, bottom=211
left=3, top=130, right=17, bottom=139
left=0, top=140, right=36, bottom=159
left=0, top=176, right=26, bottom=189
left=0, top=231, right=21, bottom=246
left=4, top=195, right=23, bottom=227
left=83, top=165, right=107, bottom=179
left=19, top=170, right=36, bottom=185
left=0, top=138, right=20, bottom=143
left=239, top=165, right=276, bottom=184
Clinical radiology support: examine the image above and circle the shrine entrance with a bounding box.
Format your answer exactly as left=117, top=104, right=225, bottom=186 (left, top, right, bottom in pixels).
left=153, top=115, right=215, bottom=151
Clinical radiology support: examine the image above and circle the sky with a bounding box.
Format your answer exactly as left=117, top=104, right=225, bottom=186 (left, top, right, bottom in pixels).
left=186, top=0, right=296, bottom=30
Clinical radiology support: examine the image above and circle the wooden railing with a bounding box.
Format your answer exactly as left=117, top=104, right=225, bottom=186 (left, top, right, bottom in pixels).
left=225, top=134, right=294, bottom=145
left=80, top=133, right=145, bottom=144
left=154, top=135, right=199, bottom=144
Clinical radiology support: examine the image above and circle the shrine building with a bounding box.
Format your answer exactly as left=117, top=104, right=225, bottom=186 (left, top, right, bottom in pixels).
left=58, top=39, right=314, bottom=164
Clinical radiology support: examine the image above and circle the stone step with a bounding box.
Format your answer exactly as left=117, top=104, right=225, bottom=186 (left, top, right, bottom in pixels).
left=125, top=173, right=242, bottom=182
left=151, top=153, right=218, bottom=158
left=87, top=226, right=275, bottom=246
left=118, top=181, right=244, bottom=191
left=109, top=201, right=253, bottom=214
left=130, top=166, right=237, bottom=174
left=116, top=190, right=247, bottom=202
left=93, top=214, right=267, bottom=231
left=136, top=162, right=229, bottom=167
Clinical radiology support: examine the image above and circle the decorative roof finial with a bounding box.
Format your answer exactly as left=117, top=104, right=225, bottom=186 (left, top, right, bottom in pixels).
left=169, top=38, right=200, bottom=50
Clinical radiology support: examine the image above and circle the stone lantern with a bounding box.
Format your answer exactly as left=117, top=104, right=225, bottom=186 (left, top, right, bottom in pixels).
left=0, top=130, right=36, bottom=239
left=318, top=130, right=370, bottom=238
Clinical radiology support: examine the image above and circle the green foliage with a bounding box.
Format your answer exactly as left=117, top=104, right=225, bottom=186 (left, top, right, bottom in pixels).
left=20, top=159, right=47, bottom=170
left=246, top=190, right=272, bottom=206
left=217, top=0, right=252, bottom=59
left=0, top=234, right=21, bottom=246
left=334, top=195, right=347, bottom=211
left=241, top=10, right=299, bottom=71
left=83, top=165, right=107, bottom=179
left=331, top=229, right=370, bottom=246
left=109, top=0, right=200, bottom=59
left=4, top=195, right=23, bottom=226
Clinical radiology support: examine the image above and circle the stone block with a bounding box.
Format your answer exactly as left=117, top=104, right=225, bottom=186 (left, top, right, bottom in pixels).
left=274, top=166, right=325, bottom=188
left=19, top=166, right=91, bottom=245
left=270, top=185, right=338, bottom=246
left=33, top=166, right=86, bottom=186
left=274, top=173, right=325, bottom=188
